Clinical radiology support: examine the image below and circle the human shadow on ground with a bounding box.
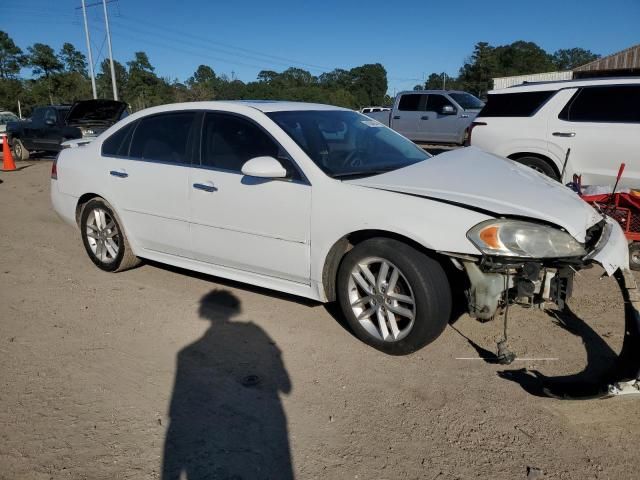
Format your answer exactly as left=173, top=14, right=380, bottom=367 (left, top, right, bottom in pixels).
left=162, top=290, right=294, bottom=480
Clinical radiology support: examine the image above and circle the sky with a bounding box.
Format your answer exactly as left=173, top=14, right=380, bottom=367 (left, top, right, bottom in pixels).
left=2, top=0, right=639, bottom=94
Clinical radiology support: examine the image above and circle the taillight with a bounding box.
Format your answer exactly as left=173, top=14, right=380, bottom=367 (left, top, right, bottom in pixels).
left=465, top=121, right=487, bottom=146
left=51, top=156, right=58, bottom=179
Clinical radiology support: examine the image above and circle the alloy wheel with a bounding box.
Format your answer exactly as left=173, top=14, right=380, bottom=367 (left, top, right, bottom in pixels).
left=347, top=257, right=416, bottom=342
left=85, top=207, right=120, bottom=263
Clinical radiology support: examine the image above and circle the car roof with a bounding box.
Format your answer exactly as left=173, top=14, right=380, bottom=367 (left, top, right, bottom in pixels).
left=228, top=100, right=351, bottom=112
left=122, top=101, right=352, bottom=119
left=397, top=90, right=469, bottom=95
left=489, top=76, right=640, bottom=94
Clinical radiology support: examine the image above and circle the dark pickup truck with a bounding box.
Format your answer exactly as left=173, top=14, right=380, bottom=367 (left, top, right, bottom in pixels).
left=7, top=99, right=127, bottom=160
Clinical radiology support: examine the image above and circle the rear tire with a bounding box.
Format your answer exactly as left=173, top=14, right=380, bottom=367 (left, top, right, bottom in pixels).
left=337, top=238, right=452, bottom=355
left=630, top=243, right=640, bottom=271
left=80, top=198, right=140, bottom=272
left=513, top=156, right=559, bottom=181
left=12, top=139, right=29, bottom=161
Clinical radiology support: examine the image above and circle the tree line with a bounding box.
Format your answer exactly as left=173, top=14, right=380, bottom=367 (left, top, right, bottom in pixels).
left=417, top=41, right=599, bottom=96
left=1, top=30, right=599, bottom=115
left=0, top=30, right=390, bottom=116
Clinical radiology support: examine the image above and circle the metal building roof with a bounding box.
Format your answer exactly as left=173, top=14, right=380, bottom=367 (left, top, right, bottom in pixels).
left=574, top=44, right=640, bottom=72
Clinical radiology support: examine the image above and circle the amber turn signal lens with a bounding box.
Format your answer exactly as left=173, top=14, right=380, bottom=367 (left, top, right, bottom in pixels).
left=479, top=226, right=500, bottom=249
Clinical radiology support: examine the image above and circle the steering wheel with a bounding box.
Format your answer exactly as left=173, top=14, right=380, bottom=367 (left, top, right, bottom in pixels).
left=341, top=149, right=366, bottom=168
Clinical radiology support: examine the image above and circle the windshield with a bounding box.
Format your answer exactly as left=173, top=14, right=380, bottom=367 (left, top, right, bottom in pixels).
left=267, top=110, right=430, bottom=178
left=448, top=92, right=484, bottom=110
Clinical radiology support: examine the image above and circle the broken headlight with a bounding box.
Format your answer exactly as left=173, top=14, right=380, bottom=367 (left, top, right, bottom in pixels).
left=467, top=219, right=586, bottom=258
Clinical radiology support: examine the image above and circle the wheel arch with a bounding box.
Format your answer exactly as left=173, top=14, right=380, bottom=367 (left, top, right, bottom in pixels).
left=507, top=152, right=561, bottom=178
left=321, top=229, right=456, bottom=302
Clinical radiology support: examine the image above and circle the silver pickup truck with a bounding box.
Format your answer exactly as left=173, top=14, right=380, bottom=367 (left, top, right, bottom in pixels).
left=365, top=90, right=484, bottom=144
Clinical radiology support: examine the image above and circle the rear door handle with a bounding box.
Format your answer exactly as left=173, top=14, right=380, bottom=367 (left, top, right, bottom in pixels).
left=109, top=170, right=128, bottom=178
left=393, top=115, right=401, bottom=119
left=193, top=183, right=217, bottom=192
left=420, top=116, right=429, bottom=120
left=552, top=132, right=576, bottom=137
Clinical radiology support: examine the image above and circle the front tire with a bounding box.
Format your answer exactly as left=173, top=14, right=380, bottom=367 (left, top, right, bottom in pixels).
left=80, top=198, right=140, bottom=272
left=337, top=238, right=452, bottom=355
left=12, top=139, right=29, bottom=161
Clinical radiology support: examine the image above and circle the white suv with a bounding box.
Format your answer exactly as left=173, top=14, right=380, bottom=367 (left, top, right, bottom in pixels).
left=470, top=78, right=640, bottom=187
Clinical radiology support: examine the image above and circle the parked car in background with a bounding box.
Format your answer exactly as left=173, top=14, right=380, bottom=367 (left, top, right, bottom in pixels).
left=7, top=99, right=128, bottom=160
left=0, top=110, right=19, bottom=133
left=365, top=90, right=484, bottom=144
left=470, top=78, right=640, bottom=187
left=51, top=101, right=628, bottom=355
left=361, top=107, right=390, bottom=114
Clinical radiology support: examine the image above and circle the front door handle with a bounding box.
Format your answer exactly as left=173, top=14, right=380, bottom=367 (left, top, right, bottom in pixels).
left=193, top=183, right=217, bottom=192
left=393, top=115, right=401, bottom=120
left=552, top=132, right=576, bottom=137
left=460, top=114, right=470, bottom=118
left=109, top=170, right=128, bottom=178
left=420, top=116, right=429, bottom=120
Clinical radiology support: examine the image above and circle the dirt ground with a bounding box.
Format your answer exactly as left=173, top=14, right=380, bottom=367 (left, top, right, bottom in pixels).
left=1, top=160, right=639, bottom=480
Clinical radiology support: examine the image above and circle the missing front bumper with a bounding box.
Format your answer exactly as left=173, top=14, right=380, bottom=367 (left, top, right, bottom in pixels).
left=459, top=217, right=630, bottom=321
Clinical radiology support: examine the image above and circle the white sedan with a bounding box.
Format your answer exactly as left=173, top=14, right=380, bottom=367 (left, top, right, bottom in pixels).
left=51, top=101, right=629, bottom=355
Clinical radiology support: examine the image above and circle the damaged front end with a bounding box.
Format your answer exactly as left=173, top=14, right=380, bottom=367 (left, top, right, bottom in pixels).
left=450, top=216, right=629, bottom=321
left=461, top=259, right=575, bottom=321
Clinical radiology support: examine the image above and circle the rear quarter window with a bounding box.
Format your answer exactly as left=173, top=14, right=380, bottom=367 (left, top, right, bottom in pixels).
left=102, top=121, right=136, bottom=157
left=558, top=85, right=640, bottom=123
left=478, top=91, right=556, bottom=117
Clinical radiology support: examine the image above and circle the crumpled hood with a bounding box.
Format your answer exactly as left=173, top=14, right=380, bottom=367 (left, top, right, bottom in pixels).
left=345, top=147, right=603, bottom=242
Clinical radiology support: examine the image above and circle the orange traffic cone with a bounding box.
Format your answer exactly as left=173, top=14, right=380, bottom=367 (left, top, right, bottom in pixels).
left=1, top=135, right=17, bottom=172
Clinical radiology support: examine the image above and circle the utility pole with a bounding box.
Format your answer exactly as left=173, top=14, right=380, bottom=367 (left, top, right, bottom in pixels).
left=102, top=0, right=118, bottom=99
left=80, top=0, right=97, bottom=99
left=442, top=72, right=447, bottom=90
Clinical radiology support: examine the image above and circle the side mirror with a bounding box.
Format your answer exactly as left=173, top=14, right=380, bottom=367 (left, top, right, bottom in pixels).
left=241, top=156, right=288, bottom=179
left=441, top=105, right=457, bottom=115
left=45, top=118, right=56, bottom=126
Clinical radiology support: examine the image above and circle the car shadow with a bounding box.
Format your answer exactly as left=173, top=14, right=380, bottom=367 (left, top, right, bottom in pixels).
left=162, top=290, right=294, bottom=479
left=144, top=260, right=319, bottom=308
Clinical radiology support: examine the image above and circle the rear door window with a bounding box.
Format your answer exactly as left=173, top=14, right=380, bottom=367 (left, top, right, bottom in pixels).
left=559, top=85, right=640, bottom=123
left=479, top=91, right=556, bottom=117
left=398, top=94, right=426, bottom=111
left=129, top=112, right=197, bottom=164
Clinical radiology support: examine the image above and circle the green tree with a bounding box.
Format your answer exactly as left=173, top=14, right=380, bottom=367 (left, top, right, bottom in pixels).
left=458, top=42, right=498, bottom=96
left=59, top=42, right=87, bottom=75
left=27, top=43, right=63, bottom=78
left=126, top=51, right=163, bottom=109
left=349, top=63, right=387, bottom=107
left=552, top=48, right=600, bottom=70
left=493, top=41, right=555, bottom=76
left=186, top=64, right=217, bottom=100
left=0, top=31, right=26, bottom=79
left=97, top=58, right=128, bottom=100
